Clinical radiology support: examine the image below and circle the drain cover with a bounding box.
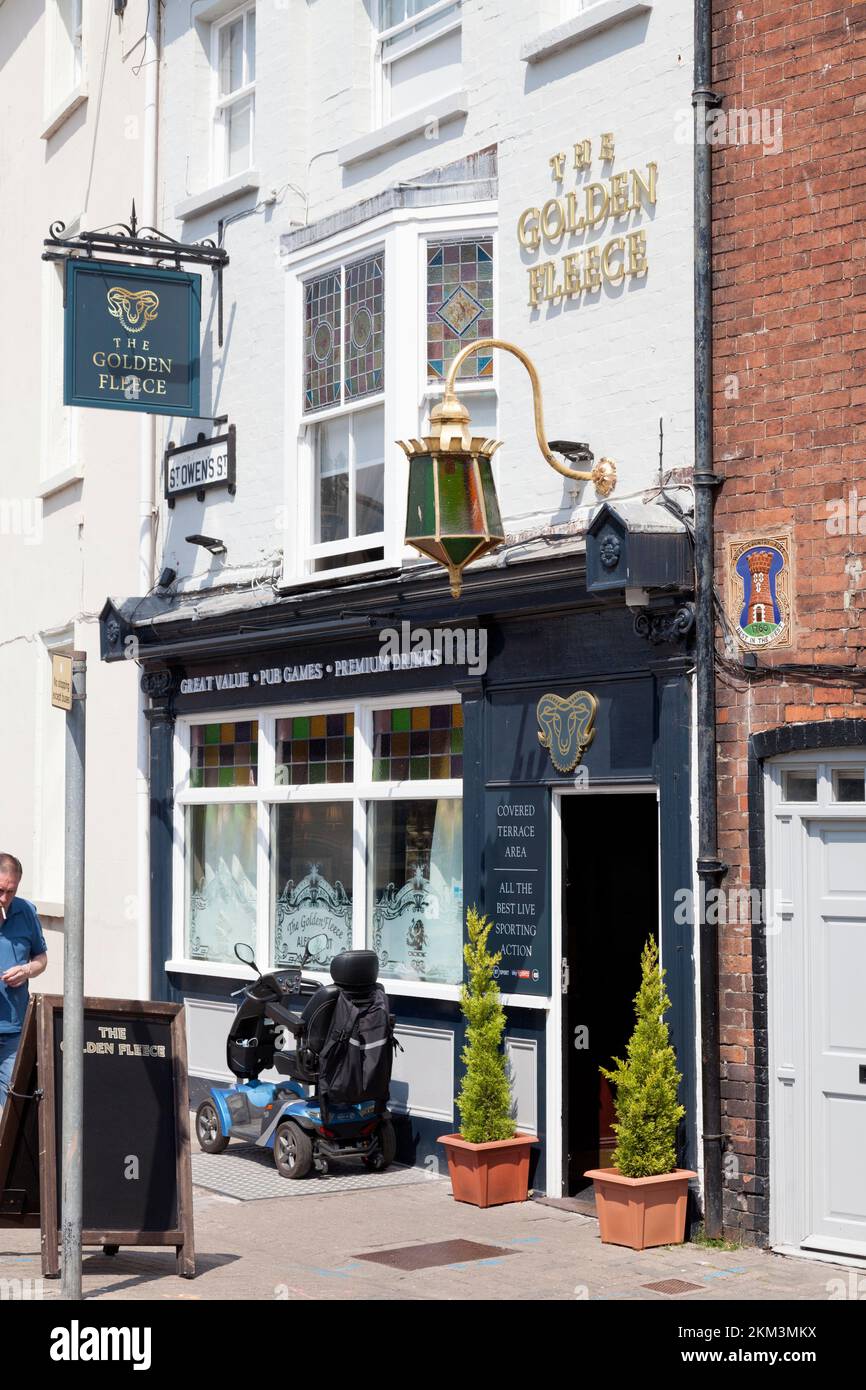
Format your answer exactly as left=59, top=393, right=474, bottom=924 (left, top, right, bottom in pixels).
left=642, top=1278, right=705, bottom=1295
left=356, top=1239, right=516, bottom=1271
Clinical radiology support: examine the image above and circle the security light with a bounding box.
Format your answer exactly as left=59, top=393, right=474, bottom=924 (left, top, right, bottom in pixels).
left=185, top=535, right=226, bottom=556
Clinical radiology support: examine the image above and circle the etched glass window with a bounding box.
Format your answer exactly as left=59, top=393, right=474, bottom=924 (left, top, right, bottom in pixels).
left=427, top=238, right=494, bottom=383
left=185, top=803, right=257, bottom=963
left=190, top=720, right=258, bottom=788
left=271, top=803, right=354, bottom=969
left=367, top=798, right=463, bottom=984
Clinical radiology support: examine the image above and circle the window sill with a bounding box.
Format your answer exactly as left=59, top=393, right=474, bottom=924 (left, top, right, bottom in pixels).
left=37, top=467, right=84, bottom=500
left=520, top=0, right=652, bottom=64
left=337, top=90, right=468, bottom=169
left=175, top=169, right=261, bottom=223
left=41, top=84, right=88, bottom=141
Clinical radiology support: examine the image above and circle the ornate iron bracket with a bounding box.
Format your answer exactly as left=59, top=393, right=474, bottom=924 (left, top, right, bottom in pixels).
left=43, top=201, right=230, bottom=347
left=633, top=601, right=696, bottom=646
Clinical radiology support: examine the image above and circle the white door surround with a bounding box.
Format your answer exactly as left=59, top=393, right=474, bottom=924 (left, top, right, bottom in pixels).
left=766, top=751, right=866, bottom=1260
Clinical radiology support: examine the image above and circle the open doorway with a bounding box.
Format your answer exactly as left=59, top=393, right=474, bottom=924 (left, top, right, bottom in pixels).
left=561, top=791, right=659, bottom=1198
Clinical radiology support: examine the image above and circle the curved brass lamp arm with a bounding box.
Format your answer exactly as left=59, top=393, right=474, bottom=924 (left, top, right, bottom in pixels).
left=444, top=337, right=615, bottom=494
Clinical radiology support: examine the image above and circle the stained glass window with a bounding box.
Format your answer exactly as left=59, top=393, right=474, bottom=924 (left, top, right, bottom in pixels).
left=275, top=712, right=354, bottom=786
left=190, top=721, right=258, bottom=788
left=345, top=254, right=384, bottom=401
left=372, top=703, right=463, bottom=781
left=427, top=238, right=494, bottom=383
left=304, top=270, right=341, bottom=412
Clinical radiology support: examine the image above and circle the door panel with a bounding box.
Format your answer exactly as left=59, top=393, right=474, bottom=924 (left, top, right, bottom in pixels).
left=803, top=820, right=866, bottom=1256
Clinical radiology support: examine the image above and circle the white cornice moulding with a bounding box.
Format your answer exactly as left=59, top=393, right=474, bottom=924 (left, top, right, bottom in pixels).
left=41, top=84, right=88, bottom=141
left=337, top=90, right=469, bottom=169
left=521, top=0, right=652, bottom=64
left=175, top=169, right=261, bottom=223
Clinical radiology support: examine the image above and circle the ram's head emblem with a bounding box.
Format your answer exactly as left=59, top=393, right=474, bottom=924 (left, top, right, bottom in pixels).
left=537, top=691, right=598, bottom=774
left=106, top=286, right=160, bottom=334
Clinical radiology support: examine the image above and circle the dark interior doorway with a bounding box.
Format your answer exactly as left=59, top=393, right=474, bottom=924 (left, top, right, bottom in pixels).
left=561, top=792, right=659, bottom=1197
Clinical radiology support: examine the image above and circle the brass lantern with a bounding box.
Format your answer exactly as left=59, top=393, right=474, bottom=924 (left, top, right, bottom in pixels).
left=399, top=338, right=615, bottom=598
left=398, top=392, right=504, bottom=600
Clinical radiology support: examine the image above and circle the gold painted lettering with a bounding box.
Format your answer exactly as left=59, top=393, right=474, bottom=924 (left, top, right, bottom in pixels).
left=584, top=183, right=610, bottom=229
left=562, top=252, right=583, bottom=297
left=573, top=139, right=592, bottom=171
left=602, top=237, right=625, bottom=285
left=518, top=207, right=541, bottom=251
left=627, top=229, right=648, bottom=276
left=584, top=246, right=602, bottom=291
left=541, top=198, right=565, bottom=244
left=600, top=132, right=616, bottom=162
left=609, top=172, right=630, bottom=217
left=549, top=151, right=566, bottom=182
left=630, top=162, right=658, bottom=211
left=527, top=264, right=547, bottom=308
left=565, top=191, right=579, bottom=233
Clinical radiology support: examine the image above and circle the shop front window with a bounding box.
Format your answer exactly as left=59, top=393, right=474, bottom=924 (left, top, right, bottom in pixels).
left=185, top=802, right=257, bottom=963
left=368, top=798, right=463, bottom=984
left=271, top=802, right=354, bottom=968
left=176, top=697, right=463, bottom=987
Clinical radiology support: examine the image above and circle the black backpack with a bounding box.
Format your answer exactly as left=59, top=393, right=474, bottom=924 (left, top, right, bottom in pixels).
left=318, top=983, right=397, bottom=1108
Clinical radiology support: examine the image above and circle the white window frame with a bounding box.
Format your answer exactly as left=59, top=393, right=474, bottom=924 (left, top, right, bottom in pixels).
left=43, top=0, right=86, bottom=134
left=280, top=202, right=498, bottom=588
left=373, top=0, right=463, bottom=127
left=169, top=692, right=464, bottom=1000
left=211, top=3, right=256, bottom=184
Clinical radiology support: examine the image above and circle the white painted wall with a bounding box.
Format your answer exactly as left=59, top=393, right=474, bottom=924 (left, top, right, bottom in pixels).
left=0, top=1, right=150, bottom=998
left=157, top=0, right=694, bottom=589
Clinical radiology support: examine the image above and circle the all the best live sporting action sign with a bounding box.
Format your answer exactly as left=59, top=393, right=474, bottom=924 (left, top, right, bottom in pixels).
left=64, top=258, right=201, bottom=416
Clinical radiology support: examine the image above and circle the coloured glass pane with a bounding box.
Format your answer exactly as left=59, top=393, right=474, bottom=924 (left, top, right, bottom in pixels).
left=275, top=711, right=354, bottom=786
left=345, top=253, right=384, bottom=401
left=190, top=721, right=258, bottom=788
left=304, top=270, right=341, bottom=412
left=372, top=703, right=462, bottom=780
left=427, top=238, right=493, bottom=382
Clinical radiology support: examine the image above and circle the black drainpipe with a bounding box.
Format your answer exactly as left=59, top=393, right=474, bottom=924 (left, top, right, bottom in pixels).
left=693, top=0, right=726, bottom=1238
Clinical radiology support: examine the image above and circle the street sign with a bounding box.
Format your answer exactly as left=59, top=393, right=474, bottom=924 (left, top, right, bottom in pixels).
left=51, top=653, right=73, bottom=710
left=165, top=425, right=236, bottom=506
left=64, top=258, right=201, bottom=417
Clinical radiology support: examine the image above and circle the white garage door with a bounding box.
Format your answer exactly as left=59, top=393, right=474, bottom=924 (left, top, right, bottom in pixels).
left=768, top=756, right=866, bottom=1259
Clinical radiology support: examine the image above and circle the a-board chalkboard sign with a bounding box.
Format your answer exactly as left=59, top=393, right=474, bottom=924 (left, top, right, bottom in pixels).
left=0, top=996, right=195, bottom=1278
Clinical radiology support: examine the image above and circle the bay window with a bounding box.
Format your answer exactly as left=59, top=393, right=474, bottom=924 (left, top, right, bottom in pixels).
left=175, top=698, right=464, bottom=990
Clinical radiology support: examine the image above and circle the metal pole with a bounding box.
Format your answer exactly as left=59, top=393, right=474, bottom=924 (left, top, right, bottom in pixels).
left=61, top=652, right=86, bottom=1299
left=693, top=0, right=726, bottom=1239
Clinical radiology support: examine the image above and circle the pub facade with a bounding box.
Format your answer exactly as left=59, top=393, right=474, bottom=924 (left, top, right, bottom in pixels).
left=100, top=0, right=700, bottom=1199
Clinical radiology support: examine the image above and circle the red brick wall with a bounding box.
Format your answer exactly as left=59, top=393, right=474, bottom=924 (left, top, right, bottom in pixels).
left=712, top=0, right=866, bottom=1242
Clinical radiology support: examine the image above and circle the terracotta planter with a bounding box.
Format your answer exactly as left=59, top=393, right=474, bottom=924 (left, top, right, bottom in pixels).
left=439, top=1133, right=538, bottom=1207
left=584, top=1167, right=697, bottom=1249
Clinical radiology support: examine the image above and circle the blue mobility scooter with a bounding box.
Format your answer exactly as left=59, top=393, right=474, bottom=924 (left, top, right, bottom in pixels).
left=195, top=944, right=398, bottom=1179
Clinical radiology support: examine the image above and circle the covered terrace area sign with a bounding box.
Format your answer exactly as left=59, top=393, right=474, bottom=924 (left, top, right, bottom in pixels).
left=64, top=259, right=201, bottom=416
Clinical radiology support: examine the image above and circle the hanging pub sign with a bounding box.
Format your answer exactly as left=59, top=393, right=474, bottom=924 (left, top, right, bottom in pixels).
left=64, top=258, right=201, bottom=417
left=165, top=426, right=236, bottom=506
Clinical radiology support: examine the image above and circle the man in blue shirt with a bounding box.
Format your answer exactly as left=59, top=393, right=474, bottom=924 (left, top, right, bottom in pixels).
left=0, top=853, right=48, bottom=1109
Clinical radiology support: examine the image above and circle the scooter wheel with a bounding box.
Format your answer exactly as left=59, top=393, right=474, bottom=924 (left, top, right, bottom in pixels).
left=364, top=1118, right=397, bottom=1172
left=274, top=1121, right=314, bottom=1179
left=195, top=1100, right=229, bottom=1154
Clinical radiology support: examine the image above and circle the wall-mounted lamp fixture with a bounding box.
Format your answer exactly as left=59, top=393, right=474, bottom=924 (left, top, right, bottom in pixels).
left=398, top=337, right=615, bottom=598
left=185, top=534, right=226, bottom=556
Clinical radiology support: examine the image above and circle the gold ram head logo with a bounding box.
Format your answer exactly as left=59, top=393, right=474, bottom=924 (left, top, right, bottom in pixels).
left=106, top=286, right=160, bottom=334
left=536, top=691, right=598, bottom=774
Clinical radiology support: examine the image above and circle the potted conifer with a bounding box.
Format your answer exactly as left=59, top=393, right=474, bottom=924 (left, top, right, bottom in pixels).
left=438, top=908, right=537, bottom=1207
left=585, top=936, right=696, bottom=1249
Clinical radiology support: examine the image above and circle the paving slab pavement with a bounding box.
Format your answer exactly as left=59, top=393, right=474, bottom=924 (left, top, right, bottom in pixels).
left=0, top=1160, right=859, bottom=1302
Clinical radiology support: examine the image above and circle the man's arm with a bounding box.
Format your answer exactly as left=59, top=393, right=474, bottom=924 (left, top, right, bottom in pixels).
left=28, top=952, right=47, bottom=980
left=0, top=953, right=47, bottom=989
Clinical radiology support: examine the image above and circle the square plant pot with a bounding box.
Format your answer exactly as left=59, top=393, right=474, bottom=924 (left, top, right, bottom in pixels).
left=439, top=1133, right=538, bottom=1207
left=584, top=1168, right=697, bottom=1249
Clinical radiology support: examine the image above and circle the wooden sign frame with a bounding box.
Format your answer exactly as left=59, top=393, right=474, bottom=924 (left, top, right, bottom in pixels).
left=0, top=996, right=195, bottom=1278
